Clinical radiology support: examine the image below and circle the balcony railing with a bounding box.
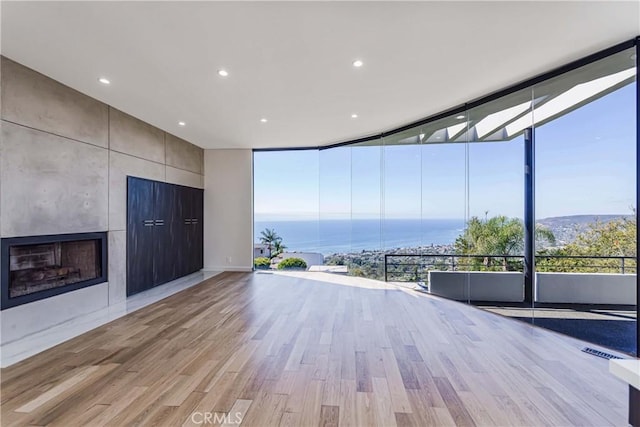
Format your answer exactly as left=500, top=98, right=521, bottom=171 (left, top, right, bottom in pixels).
left=384, top=253, right=637, bottom=282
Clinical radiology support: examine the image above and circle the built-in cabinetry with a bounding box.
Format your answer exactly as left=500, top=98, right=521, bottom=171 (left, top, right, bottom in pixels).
left=126, top=177, right=203, bottom=296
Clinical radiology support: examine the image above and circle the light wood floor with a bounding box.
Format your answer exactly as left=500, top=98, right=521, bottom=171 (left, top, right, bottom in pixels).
left=0, top=271, right=629, bottom=426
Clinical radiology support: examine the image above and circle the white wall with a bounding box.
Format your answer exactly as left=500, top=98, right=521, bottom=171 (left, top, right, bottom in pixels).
left=203, top=149, right=253, bottom=271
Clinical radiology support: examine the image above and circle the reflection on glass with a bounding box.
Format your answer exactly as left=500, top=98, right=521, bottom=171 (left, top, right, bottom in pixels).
left=534, top=47, right=637, bottom=355
left=460, top=89, right=531, bottom=315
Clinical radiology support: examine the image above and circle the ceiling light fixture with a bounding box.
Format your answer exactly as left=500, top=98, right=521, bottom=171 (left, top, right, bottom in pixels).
left=98, top=77, right=110, bottom=85
left=260, top=118, right=268, bottom=123
left=456, top=115, right=465, bottom=120
left=351, top=114, right=358, bottom=118
left=178, top=121, right=186, bottom=126
left=631, top=53, right=637, bottom=61
left=218, top=69, right=229, bottom=77
left=353, top=60, right=364, bottom=68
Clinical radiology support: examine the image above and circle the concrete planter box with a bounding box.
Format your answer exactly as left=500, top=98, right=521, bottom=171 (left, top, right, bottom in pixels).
left=535, top=272, right=636, bottom=305
left=428, top=271, right=524, bottom=302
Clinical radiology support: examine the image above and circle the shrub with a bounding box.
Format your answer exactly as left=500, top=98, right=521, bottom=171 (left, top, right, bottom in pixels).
left=277, top=257, right=307, bottom=270
left=254, top=257, right=271, bottom=269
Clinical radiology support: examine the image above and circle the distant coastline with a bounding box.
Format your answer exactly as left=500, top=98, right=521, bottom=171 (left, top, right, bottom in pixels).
left=255, top=214, right=631, bottom=256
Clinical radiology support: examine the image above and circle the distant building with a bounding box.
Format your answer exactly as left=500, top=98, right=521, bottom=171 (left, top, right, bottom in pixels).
left=254, top=244, right=271, bottom=259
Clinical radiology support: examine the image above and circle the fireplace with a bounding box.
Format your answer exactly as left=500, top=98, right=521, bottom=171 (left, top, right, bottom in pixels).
left=1, top=232, right=107, bottom=309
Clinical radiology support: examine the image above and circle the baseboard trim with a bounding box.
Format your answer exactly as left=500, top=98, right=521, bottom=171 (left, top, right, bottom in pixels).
left=204, top=266, right=253, bottom=272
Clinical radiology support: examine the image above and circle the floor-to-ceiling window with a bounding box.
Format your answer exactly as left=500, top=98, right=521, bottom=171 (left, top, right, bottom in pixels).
left=532, top=47, right=637, bottom=354
left=253, top=39, right=638, bottom=356
left=253, top=150, right=319, bottom=267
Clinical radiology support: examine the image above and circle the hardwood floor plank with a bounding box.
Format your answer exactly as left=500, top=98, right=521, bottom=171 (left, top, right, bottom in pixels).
left=433, top=377, right=477, bottom=427
left=355, top=351, right=372, bottom=392
left=0, top=272, right=628, bottom=426
left=224, top=399, right=253, bottom=427
left=381, top=348, right=414, bottom=413
left=319, top=404, right=340, bottom=427
left=15, top=365, right=102, bottom=413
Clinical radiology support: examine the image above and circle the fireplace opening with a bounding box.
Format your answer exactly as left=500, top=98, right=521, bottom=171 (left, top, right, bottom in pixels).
left=1, top=232, right=107, bottom=309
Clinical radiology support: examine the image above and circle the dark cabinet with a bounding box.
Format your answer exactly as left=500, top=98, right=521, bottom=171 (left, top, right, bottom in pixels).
left=181, top=186, right=204, bottom=276
left=127, top=177, right=155, bottom=296
left=152, top=182, right=179, bottom=286
left=127, top=177, right=204, bottom=296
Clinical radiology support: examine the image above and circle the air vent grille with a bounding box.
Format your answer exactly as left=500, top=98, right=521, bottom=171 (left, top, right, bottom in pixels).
left=582, top=347, right=622, bottom=360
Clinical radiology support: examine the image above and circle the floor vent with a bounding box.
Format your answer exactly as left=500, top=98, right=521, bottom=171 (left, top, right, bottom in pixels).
left=582, top=347, right=622, bottom=360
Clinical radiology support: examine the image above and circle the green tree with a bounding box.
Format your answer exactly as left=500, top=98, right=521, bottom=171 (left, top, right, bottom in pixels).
left=455, top=214, right=555, bottom=271
left=254, top=257, right=271, bottom=269
left=272, top=240, right=287, bottom=258
left=538, top=215, right=636, bottom=273
left=259, top=228, right=283, bottom=259
left=277, top=257, right=307, bottom=270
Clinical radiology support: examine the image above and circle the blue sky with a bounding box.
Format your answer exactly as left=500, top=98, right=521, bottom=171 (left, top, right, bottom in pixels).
left=254, top=82, right=636, bottom=221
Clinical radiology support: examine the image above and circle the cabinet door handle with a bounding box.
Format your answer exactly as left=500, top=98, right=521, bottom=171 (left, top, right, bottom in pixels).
left=184, top=219, right=192, bottom=225
left=155, top=220, right=164, bottom=226
left=143, top=220, right=154, bottom=227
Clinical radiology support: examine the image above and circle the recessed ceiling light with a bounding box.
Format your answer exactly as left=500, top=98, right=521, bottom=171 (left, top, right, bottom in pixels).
left=218, top=69, right=229, bottom=77
left=260, top=118, right=268, bottom=123
left=351, top=114, right=358, bottom=118
left=456, top=115, right=465, bottom=120
left=178, top=121, right=186, bottom=126
left=631, top=53, right=637, bottom=61
left=353, top=60, right=364, bottom=68
left=98, top=77, right=110, bottom=85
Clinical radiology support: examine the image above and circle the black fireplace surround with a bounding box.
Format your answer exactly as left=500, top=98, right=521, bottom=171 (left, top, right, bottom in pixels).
left=1, top=232, right=108, bottom=309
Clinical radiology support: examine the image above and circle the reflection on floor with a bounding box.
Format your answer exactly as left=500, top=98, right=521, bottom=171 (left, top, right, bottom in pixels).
left=0, top=271, right=630, bottom=426
left=477, top=303, right=637, bottom=356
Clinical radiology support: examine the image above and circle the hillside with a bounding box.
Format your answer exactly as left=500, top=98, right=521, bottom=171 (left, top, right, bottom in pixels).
left=537, top=214, right=633, bottom=245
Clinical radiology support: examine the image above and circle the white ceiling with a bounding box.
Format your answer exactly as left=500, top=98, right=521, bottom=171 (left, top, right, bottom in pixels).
left=1, top=1, right=639, bottom=150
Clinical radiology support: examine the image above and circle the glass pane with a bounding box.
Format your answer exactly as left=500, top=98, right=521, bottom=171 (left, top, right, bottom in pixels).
left=319, top=146, right=352, bottom=272
left=253, top=150, right=320, bottom=269
left=382, top=130, right=423, bottom=283
left=415, top=115, right=470, bottom=302
left=350, top=141, right=383, bottom=279
left=463, top=89, right=532, bottom=317
left=534, top=47, right=637, bottom=355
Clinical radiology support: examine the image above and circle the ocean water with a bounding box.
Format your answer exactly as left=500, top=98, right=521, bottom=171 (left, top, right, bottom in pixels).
left=254, top=219, right=465, bottom=255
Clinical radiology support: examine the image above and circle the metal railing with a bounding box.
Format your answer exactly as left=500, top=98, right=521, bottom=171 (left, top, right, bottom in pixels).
left=384, top=253, right=637, bottom=282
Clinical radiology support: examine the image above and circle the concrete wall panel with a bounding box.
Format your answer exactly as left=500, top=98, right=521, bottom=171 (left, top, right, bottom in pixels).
left=165, top=165, right=204, bottom=189
left=536, top=272, right=636, bottom=304
left=1, top=57, right=108, bottom=148
left=108, top=230, right=127, bottom=304
left=1, top=122, right=108, bottom=237
left=166, top=133, right=204, bottom=174
left=109, top=108, right=165, bottom=164
left=1, top=282, right=109, bottom=345
left=429, top=271, right=524, bottom=302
